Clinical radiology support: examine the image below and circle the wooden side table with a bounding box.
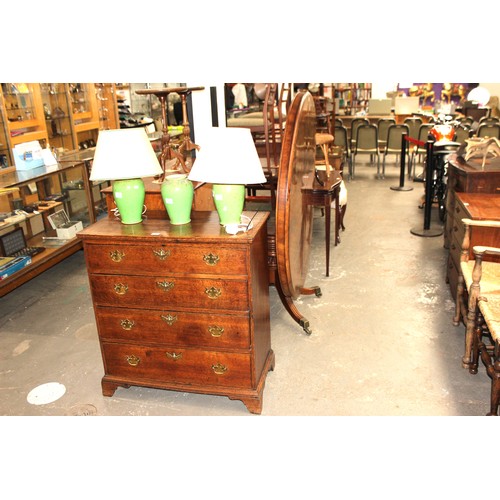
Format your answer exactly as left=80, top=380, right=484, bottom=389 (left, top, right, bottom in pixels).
left=302, top=170, right=342, bottom=277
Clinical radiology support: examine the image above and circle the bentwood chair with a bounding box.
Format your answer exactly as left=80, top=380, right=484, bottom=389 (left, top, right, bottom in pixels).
left=382, top=123, right=410, bottom=178
left=351, top=123, right=379, bottom=178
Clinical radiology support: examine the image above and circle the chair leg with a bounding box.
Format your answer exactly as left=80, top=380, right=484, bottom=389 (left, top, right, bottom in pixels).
left=453, top=273, right=464, bottom=326
left=488, top=341, right=500, bottom=416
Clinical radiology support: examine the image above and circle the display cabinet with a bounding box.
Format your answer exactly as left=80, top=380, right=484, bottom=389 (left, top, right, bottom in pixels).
left=0, top=101, right=10, bottom=171
left=68, top=83, right=100, bottom=150
left=95, top=83, right=120, bottom=131
left=0, top=153, right=108, bottom=297
left=40, top=83, right=75, bottom=154
left=0, top=83, right=48, bottom=170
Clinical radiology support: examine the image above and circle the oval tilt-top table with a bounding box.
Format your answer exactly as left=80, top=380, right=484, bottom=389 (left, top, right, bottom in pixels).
left=101, top=89, right=323, bottom=335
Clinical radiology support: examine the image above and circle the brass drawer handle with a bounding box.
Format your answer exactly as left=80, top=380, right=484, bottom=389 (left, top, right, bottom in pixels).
left=203, top=253, right=220, bottom=266
left=205, top=286, right=221, bottom=299
left=156, top=280, right=174, bottom=292
left=212, top=363, right=227, bottom=375
left=126, top=354, right=140, bottom=366
left=110, top=250, right=125, bottom=262
left=208, top=325, right=224, bottom=337
left=120, top=319, right=135, bottom=330
left=161, top=314, right=178, bottom=326
left=153, top=248, right=171, bottom=261
left=166, top=352, right=183, bottom=361
left=114, top=283, right=128, bottom=295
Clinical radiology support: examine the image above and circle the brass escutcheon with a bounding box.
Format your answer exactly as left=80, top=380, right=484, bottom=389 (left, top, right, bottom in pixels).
left=114, top=283, right=128, bottom=295
left=153, top=248, right=171, bottom=261
left=126, top=354, right=140, bottom=366
left=205, top=286, right=221, bottom=299
left=208, top=325, right=224, bottom=337
left=166, top=352, right=183, bottom=361
left=203, top=253, right=220, bottom=266
left=156, top=281, right=174, bottom=292
left=110, top=250, right=125, bottom=262
left=212, top=363, right=228, bottom=375
left=120, top=319, right=135, bottom=330
left=160, top=313, right=178, bottom=325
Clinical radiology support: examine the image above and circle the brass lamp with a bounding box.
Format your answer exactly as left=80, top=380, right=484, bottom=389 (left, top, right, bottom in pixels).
left=90, top=128, right=163, bottom=224
left=188, top=127, right=266, bottom=226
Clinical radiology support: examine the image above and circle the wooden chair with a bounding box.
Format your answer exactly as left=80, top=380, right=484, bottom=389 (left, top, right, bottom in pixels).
left=227, top=83, right=279, bottom=174
left=454, top=219, right=500, bottom=415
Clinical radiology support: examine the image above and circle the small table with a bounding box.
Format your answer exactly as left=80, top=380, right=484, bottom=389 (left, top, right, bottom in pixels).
left=302, top=169, right=343, bottom=277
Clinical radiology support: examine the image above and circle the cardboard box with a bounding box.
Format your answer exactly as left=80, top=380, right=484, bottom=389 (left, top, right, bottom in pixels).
left=13, top=141, right=45, bottom=171
left=47, top=210, right=83, bottom=240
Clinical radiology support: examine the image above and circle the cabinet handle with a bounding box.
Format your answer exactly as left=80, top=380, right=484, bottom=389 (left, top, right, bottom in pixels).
left=156, top=281, right=174, bottom=292
left=208, top=325, right=224, bottom=337
left=114, top=283, right=128, bottom=295
left=110, top=250, right=125, bottom=262
left=153, top=248, right=171, bottom=261
left=161, top=314, right=178, bottom=326
left=212, top=363, right=227, bottom=375
left=126, top=354, right=140, bottom=366
left=166, top=352, right=183, bottom=361
left=205, top=286, right=222, bottom=299
left=203, top=253, right=220, bottom=266
left=120, top=319, right=135, bottom=330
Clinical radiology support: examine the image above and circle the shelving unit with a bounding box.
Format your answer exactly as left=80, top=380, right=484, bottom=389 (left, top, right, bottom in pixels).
left=335, top=83, right=372, bottom=115
left=0, top=154, right=108, bottom=297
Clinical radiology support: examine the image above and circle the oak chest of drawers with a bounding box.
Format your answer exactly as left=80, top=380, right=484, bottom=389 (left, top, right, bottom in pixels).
left=78, top=211, right=274, bottom=414
left=446, top=192, right=500, bottom=300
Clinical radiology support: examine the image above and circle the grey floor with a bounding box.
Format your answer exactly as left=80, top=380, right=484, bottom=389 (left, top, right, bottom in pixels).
left=0, top=159, right=493, bottom=417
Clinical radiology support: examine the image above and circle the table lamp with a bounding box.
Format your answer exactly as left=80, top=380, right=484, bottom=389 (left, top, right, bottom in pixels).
left=188, top=127, right=266, bottom=226
left=90, top=128, right=163, bottom=224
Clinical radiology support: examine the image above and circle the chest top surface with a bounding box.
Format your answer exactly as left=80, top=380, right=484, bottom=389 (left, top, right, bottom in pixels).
left=78, top=210, right=269, bottom=244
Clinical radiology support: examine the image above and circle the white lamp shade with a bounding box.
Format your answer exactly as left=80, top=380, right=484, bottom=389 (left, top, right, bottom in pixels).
left=467, top=87, right=491, bottom=107
left=89, top=128, right=163, bottom=181
left=188, top=127, right=266, bottom=185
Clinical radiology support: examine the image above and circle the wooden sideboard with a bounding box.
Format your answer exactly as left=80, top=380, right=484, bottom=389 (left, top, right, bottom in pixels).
left=446, top=192, right=500, bottom=300
left=445, top=154, right=500, bottom=250
left=78, top=211, right=274, bottom=414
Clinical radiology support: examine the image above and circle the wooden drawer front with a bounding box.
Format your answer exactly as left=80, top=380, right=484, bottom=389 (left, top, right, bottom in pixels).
left=90, top=275, right=249, bottom=311
left=449, top=231, right=463, bottom=271
left=102, top=342, right=253, bottom=388
left=95, top=306, right=251, bottom=349
left=84, top=243, right=247, bottom=276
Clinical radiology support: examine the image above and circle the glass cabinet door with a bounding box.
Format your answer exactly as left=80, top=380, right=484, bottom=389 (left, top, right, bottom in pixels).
left=1, top=83, right=48, bottom=149
left=40, top=83, right=75, bottom=154
left=0, top=102, right=10, bottom=170
left=68, top=83, right=99, bottom=150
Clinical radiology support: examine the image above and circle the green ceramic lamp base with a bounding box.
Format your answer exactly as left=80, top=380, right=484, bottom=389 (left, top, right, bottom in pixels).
left=112, top=178, right=146, bottom=224
left=212, top=184, right=245, bottom=226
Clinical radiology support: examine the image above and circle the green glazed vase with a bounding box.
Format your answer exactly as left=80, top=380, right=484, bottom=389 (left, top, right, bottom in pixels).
left=161, top=173, right=194, bottom=225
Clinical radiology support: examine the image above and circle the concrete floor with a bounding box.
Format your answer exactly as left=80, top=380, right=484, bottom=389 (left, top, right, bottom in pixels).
left=0, top=160, right=493, bottom=417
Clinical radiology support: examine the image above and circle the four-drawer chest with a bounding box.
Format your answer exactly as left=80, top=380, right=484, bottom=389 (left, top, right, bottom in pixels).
left=78, top=211, right=274, bottom=414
